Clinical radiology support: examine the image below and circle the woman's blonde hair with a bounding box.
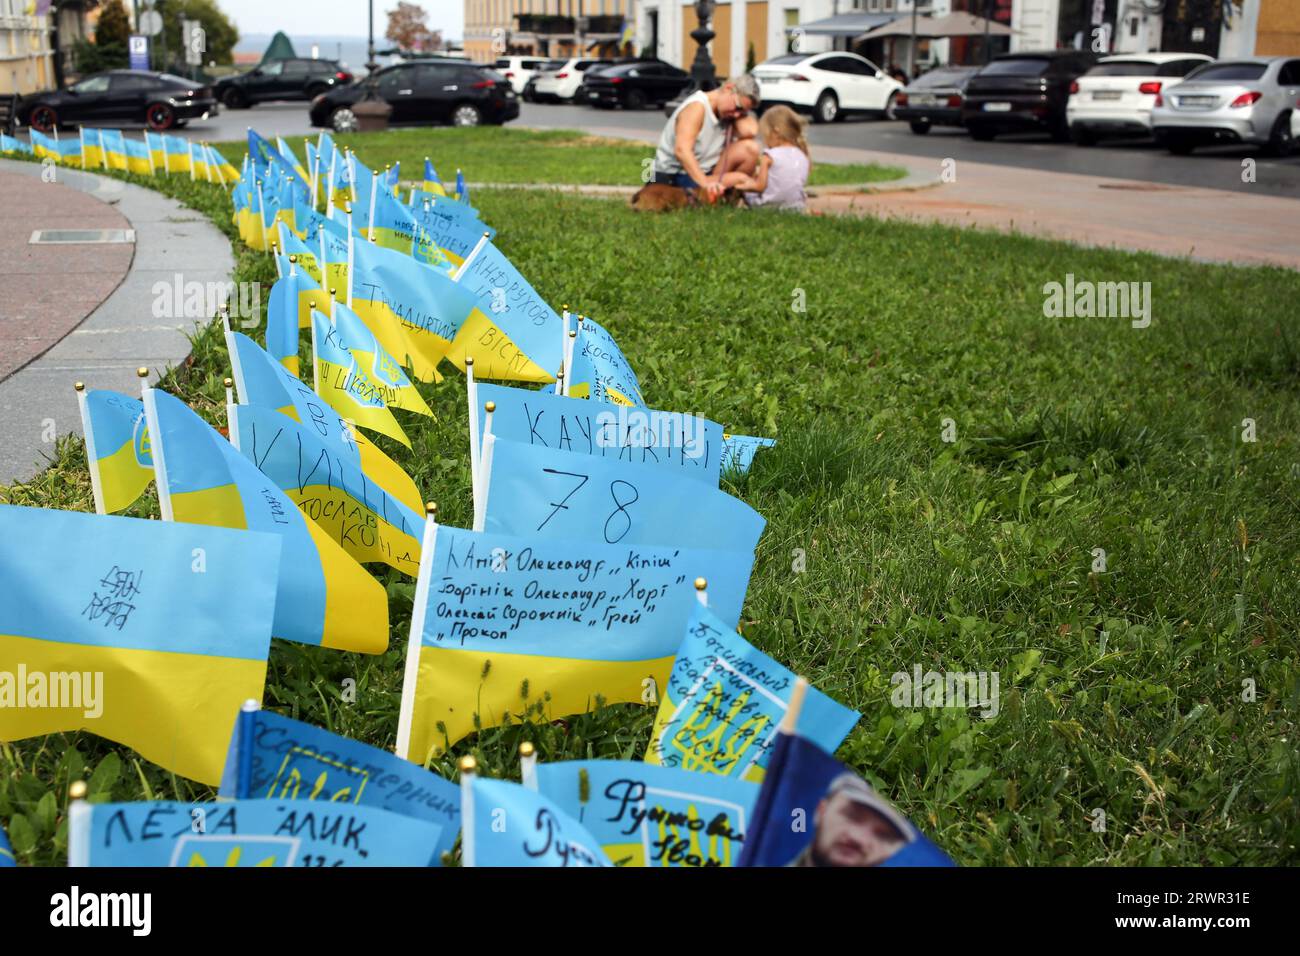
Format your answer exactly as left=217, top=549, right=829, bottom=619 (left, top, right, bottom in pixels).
left=759, top=105, right=811, bottom=160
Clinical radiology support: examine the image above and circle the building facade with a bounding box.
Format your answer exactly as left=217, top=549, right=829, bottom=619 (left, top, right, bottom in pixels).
left=463, top=0, right=635, bottom=63
left=0, top=0, right=55, bottom=95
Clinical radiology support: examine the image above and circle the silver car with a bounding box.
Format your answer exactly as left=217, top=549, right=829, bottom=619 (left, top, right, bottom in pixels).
left=1152, top=56, right=1300, bottom=155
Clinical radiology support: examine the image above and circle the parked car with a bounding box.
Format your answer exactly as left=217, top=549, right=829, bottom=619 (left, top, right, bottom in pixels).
left=962, top=50, right=1099, bottom=141
left=216, top=58, right=353, bottom=109
left=752, top=51, right=902, bottom=123
left=895, top=65, right=978, bottom=134
left=584, top=61, right=692, bottom=110
left=1151, top=56, right=1300, bottom=155
left=1066, top=52, right=1213, bottom=144
left=531, top=58, right=612, bottom=103
left=493, top=56, right=551, bottom=96
left=522, top=59, right=566, bottom=102
left=309, top=61, right=518, bottom=131
left=20, top=69, right=217, bottom=132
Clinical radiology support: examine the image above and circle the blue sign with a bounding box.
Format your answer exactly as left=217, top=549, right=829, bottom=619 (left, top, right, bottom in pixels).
left=128, top=36, right=150, bottom=72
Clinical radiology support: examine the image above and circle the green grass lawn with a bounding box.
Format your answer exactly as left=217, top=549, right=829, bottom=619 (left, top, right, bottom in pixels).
left=218, top=126, right=906, bottom=187
left=1, top=143, right=1298, bottom=867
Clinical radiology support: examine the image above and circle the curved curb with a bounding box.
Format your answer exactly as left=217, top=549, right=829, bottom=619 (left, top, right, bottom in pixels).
left=0, top=159, right=235, bottom=486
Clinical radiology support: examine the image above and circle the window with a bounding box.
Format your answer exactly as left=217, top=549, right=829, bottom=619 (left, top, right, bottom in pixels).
left=1157, top=59, right=1209, bottom=78
left=1184, top=62, right=1266, bottom=82
left=259, top=61, right=285, bottom=76
left=283, top=60, right=309, bottom=75
left=1086, top=61, right=1157, bottom=77
left=72, top=74, right=110, bottom=93
left=980, top=57, right=1050, bottom=77
left=111, top=74, right=157, bottom=91
left=1278, top=61, right=1300, bottom=85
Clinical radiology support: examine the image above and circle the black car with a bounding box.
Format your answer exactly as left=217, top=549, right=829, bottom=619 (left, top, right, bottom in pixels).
left=584, top=60, right=691, bottom=110
left=309, top=61, right=519, bottom=131
left=216, top=58, right=353, bottom=109
left=962, top=50, right=1099, bottom=141
left=895, top=66, right=978, bottom=134
left=20, top=69, right=217, bottom=132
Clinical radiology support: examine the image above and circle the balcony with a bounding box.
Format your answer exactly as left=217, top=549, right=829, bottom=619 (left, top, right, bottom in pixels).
left=514, top=15, right=625, bottom=37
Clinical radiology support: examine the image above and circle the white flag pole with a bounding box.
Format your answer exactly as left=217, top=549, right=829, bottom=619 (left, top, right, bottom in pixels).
left=451, top=231, right=491, bottom=283
left=778, top=677, right=810, bottom=735
left=459, top=755, right=478, bottom=868
left=139, top=369, right=174, bottom=523
left=466, top=356, right=481, bottom=519
left=224, top=376, right=235, bottom=409
left=520, top=741, right=538, bottom=791
left=345, top=207, right=355, bottom=309
left=74, top=382, right=106, bottom=515
left=366, top=169, right=379, bottom=241
left=207, top=144, right=227, bottom=190
left=78, top=126, right=86, bottom=170
left=556, top=306, right=570, bottom=395
left=396, top=501, right=440, bottom=761
left=326, top=148, right=337, bottom=212
left=564, top=329, right=577, bottom=397
left=189, top=138, right=196, bottom=180
left=309, top=300, right=323, bottom=396
left=67, top=781, right=89, bottom=867
left=474, top=403, right=496, bottom=532
left=694, top=576, right=709, bottom=607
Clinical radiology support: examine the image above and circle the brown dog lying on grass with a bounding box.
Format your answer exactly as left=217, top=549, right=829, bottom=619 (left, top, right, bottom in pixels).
left=630, top=183, right=746, bottom=211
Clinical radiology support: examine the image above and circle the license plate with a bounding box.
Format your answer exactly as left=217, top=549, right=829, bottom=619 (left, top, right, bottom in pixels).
left=1179, top=95, right=1216, bottom=106
left=983, top=102, right=1012, bottom=112
left=912, top=95, right=937, bottom=106
left=1093, top=91, right=1121, bottom=101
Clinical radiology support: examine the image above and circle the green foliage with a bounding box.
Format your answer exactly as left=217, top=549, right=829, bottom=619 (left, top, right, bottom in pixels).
left=161, top=0, right=241, bottom=68
left=72, top=37, right=127, bottom=75
left=1, top=133, right=1298, bottom=867
left=94, top=0, right=131, bottom=48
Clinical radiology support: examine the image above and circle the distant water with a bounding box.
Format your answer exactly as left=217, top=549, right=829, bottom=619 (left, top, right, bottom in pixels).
left=234, top=35, right=395, bottom=75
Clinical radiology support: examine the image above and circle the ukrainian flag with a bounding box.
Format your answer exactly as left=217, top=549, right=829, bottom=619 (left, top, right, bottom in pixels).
left=207, top=144, right=240, bottom=183
left=123, top=136, right=154, bottom=175
left=276, top=229, right=323, bottom=284
left=332, top=301, right=433, bottom=418
left=228, top=402, right=423, bottom=575
left=370, top=187, right=453, bottom=272
left=28, top=129, right=59, bottom=161
left=565, top=315, right=645, bottom=407
left=1, top=132, right=32, bottom=155
left=267, top=265, right=332, bottom=376
left=0, top=505, right=280, bottom=786
left=278, top=136, right=310, bottom=185
left=418, top=157, right=447, bottom=197
left=75, top=387, right=153, bottom=515
left=80, top=128, right=106, bottom=168
left=442, top=240, right=562, bottom=383
left=350, top=235, right=479, bottom=383
left=227, top=331, right=423, bottom=517
left=190, top=141, right=211, bottom=180
left=311, top=309, right=411, bottom=447
left=163, top=134, right=190, bottom=173
left=144, top=130, right=166, bottom=170
left=143, top=387, right=389, bottom=654
left=407, top=195, right=492, bottom=270
left=101, top=129, right=129, bottom=171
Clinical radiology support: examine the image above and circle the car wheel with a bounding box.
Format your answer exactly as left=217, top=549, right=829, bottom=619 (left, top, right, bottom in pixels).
left=884, top=91, right=899, bottom=121
left=27, top=104, right=57, bottom=132
left=909, top=119, right=931, bottom=135
left=624, top=89, right=646, bottom=111
left=145, top=102, right=177, bottom=131
left=330, top=106, right=359, bottom=133
left=969, top=126, right=995, bottom=141
left=1268, top=111, right=1295, bottom=157
left=814, top=91, right=839, bottom=124
left=1070, top=125, right=1097, bottom=146
left=222, top=88, right=248, bottom=109
left=452, top=104, right=483, bottom=127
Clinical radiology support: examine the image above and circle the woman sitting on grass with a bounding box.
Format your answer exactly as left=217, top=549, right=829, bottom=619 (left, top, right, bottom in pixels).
left=720, top=105, right=811, bottom=212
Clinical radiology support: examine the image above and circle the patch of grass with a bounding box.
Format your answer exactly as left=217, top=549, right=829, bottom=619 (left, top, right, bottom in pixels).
left=2, top=151, right=1299, bottom=867
left=217, top=126, right=906, bottom=187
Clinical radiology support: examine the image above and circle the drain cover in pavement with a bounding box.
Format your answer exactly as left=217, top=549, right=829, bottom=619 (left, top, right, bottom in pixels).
left=29, top=229, right=136, bottom=244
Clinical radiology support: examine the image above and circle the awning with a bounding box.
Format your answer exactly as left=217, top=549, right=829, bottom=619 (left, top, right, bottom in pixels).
left=857, top=11, right=1014, bottom=41
left=792, top=13, right=899, bottom=37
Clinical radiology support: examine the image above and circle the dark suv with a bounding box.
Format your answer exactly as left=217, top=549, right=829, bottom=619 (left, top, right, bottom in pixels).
left=216, top=58, right=353, bottom=109
left=309, top=61, right=519, bottom=131
left=962, top=50, right=1099, bottom=141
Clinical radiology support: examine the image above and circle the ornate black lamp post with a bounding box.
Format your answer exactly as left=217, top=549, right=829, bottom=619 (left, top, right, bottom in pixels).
left=688, top=0, right=719, bottom=91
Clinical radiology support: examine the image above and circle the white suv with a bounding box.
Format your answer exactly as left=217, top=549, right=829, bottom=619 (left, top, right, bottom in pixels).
left=531, top=58, right=612, bottom=103
left=752, top=52, right=902, bottom=123
left=1066, top=52, right=1212, bottom=144
left=494, top=56, right=550, bottom=96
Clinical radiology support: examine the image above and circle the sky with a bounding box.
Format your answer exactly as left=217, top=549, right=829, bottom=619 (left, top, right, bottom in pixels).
left=217, top=0, right=464, bottom=42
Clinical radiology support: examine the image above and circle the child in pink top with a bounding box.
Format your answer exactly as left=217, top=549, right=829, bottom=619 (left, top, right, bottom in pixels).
left=721, top=105, right=811, bottom=211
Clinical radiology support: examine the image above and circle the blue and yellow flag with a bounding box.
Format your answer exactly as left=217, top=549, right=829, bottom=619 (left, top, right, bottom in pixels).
left=227, top=331, right=423, bottom=516
left=482, top=436, right=765, bottom=554
left=406, top=193, right=493, bottom=268
left=1, top=132, right=33, bottom=155
left=370, top=186, right=453, bottom=271
left=228, top=401, right=422, bottom=575
left=420, top=157, right=447, bottom=196
left=76, top=387, right=153, bottom=514
left=143, top=387, right=389, bottom=654
left=397, top=522, right=753, bottom=761
left=101, top=129, right=128, bottom=171
left=277, top=136, right=310, bottom=185
left=567, top=316, right=645, bottom=407
left=72, top=799, right=444, bottom=867
left=534, top=760, right=759, bottom=867
left=330, top=302, right=433, bottom=418
left=0, top=505, right=279, bottom=785
left=219, top=705, right=460, bottom=860
left=190, top=141, right=211, bottom=180
left=350, top=235, right=479, bottom=383
left=455, top=168, right=469, bottom=204
left=645, top=603, right=859, bottom=782
left=276, top=230, right=323, bottom=284
left=266, top=265, right=331, bottom=376
left=123, top=136, right=153, bottom=175
left=207, top=144, right=240, bottom=183
left=467, top=778, right=610, bottom=867
left=475, top=382, right=720, bottom=484
left=443, top=240, right=562, bottom=382
left=143, top=130, right=166, bottom=169
left=721, top=434, right=776, bottom=475
left=80, top=127, right=105, bottom=167
left=163, top=134, right=190, bottom=173
left=311, top=310, right=411, bottom=448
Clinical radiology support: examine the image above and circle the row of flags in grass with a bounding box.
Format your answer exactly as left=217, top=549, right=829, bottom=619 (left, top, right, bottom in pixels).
left=1, top=128, right=239, bottom=185
left=0, top=125, right=951, bottom=867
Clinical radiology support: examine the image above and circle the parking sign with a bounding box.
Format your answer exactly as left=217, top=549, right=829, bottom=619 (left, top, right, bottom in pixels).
left=128, top=35, right=149, bottom=72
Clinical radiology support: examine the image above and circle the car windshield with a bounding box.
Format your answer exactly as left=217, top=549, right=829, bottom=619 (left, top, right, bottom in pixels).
left=981, top=58, right=1050, bottom=77
left=911, top=68, right=973, bottom=88
left=764, top=55, right=810, bottom=66
left=71, top=75, right=110, bottom=93
left=1087, top=61, right=1158, bottom=76
left=1184, top=62, right=1268, bottom=82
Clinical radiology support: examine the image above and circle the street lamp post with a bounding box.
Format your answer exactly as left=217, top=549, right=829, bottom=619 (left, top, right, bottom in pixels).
left=367, top=0, right=377, bottom=74
left=688, top=0, right=718, bottom=90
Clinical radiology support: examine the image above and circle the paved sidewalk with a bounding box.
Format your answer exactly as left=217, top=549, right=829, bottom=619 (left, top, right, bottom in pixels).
left=0, top=159, right=234, bottom=486
left=529, top=123, right=1300, bottom=270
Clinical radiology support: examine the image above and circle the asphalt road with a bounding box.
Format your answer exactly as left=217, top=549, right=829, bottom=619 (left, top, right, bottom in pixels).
left=145, top=98, right=1300, bottom=197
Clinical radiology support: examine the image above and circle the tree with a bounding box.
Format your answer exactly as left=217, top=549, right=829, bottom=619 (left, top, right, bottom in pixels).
left=94, top=0, right=131, bottom=48
left=160, top=0, right=241, bottom=69
left=386, top=2, right=441, bottom=53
